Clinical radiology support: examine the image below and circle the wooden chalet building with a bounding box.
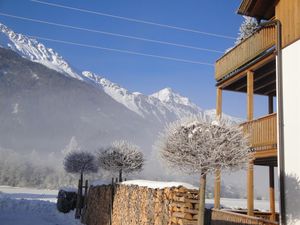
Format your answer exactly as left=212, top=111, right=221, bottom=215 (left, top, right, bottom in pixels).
left=211, top=0, right=300, bottom=225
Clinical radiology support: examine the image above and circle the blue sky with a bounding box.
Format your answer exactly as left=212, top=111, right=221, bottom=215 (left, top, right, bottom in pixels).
left=0, top=0, right=270, bottom=118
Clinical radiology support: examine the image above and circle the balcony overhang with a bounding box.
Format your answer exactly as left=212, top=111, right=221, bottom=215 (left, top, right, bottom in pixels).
left=237, top=0, right=277, bottom=20
left=219, top=55, right=276, bottom=96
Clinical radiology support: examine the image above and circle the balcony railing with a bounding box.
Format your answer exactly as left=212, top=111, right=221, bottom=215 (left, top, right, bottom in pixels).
left=215, top=25, right=276, bottom=81
left=211, top=209, right=278, bottom=225
left=241, top=113, right=277, bottom=152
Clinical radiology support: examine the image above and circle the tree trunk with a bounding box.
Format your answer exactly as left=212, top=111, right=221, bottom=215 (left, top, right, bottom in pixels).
left=197, top=173, right=206, bottom=225
left=75, top=172, right=83, bottom=219
left=119, top=169, right=122, bottom=182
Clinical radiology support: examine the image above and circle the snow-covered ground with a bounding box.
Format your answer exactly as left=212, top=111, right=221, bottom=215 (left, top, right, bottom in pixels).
left=0, top=186, right=81, bottom=225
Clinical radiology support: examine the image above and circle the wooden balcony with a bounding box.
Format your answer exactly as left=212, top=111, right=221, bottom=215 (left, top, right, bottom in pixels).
left=211, top=209, right=278, bottom=225
left=241, top=113, right=277, bottom=160
left=215, top=25, right=276, bottom=81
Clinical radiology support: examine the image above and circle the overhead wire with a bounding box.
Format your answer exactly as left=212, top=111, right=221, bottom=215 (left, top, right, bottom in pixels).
left=26, top=35, right=214, bottom=66
left=0, top=12, right=224, bottom=54
left=30, top=0, right=235, bottom=40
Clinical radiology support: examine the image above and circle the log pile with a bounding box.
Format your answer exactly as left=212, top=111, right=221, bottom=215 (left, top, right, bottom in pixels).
left=112, top=185, right=171, bottom=225
left=83, top=184, right=200, bottom=225
left=83, top=185, right=112, bottom=225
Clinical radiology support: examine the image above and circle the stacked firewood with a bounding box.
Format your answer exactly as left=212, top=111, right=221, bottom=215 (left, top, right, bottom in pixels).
left=84, top=184, right=200, bottom=225
left=169, top=187, right=199, bottom=225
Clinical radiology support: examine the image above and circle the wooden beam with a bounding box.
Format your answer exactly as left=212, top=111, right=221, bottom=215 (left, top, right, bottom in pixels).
left=264, top=88, right=277, bottom=96
left=214, top=87, right=222, bottom=209
left=254, top=149, right=277, bottom=159
left=254, top=78, right=276, bottom=92
left=235, top=67, right=276, bottom=92
left=247, top=160, right=254, bottom=216
left=247, top=70, right=254, bottom=121
left=269, top=166, right=276, bottom=221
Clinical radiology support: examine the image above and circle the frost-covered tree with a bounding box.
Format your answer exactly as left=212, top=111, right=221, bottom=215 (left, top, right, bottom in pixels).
left=63, top=151, right=98, bottom=181
left=236, top=16, right=258, bottom=45
left=97, top=140, right=144, bottom=182
left=158, top=116, right=251, bottom=225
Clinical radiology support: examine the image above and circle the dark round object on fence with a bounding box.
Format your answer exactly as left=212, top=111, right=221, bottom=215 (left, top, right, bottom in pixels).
left=56, top=189, right=77, bottom=213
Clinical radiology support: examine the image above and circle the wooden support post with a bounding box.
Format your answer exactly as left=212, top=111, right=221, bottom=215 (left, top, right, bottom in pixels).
left=247, top=71, right=254, bottom=121
left=216, top=87, right=222, bottom=118
left=214, top=170, right=221, bottom=209
left=198, top=174, right=207, bottom=225
left=269, top=166, right=276, bottom=221
left=268, top=95, right=274, bottom=114
left=247, top=70, right=254, bottom=216
left=247, top=161, right=254, bottom=216
left=214, top=87, right=222, bottom=209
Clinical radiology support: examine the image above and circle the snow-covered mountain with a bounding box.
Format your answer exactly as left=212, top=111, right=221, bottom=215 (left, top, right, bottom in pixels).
left=0, top=22, right=242, bottom=125
left=0, top=23, right=82, bottom=80
left=82, top=71, right=202, bottom=123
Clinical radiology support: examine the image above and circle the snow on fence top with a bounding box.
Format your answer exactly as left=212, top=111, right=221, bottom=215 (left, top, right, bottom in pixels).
left=121, top=180, right=198, bottom=190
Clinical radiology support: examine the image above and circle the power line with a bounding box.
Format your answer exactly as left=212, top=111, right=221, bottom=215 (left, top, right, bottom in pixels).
left=26, top=35, right=214, bottom=66
left=0, top=12, right=224, bottom=54
left=30, top=0, right=235, bottom=40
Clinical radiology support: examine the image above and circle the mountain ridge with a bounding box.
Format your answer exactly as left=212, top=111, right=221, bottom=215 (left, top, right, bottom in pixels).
left=0, top=22, right=241, bottom=124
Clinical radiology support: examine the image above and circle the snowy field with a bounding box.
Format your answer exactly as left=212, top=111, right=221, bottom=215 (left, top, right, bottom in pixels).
left=0, top=186, right=81, bottom=225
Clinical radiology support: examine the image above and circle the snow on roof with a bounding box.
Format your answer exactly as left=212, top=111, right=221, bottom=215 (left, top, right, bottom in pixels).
left=121, top=180, right=198, bottom=190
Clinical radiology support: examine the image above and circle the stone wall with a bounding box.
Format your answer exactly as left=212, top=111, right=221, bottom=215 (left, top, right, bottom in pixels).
left=83, top=184, right=202, bottom=225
